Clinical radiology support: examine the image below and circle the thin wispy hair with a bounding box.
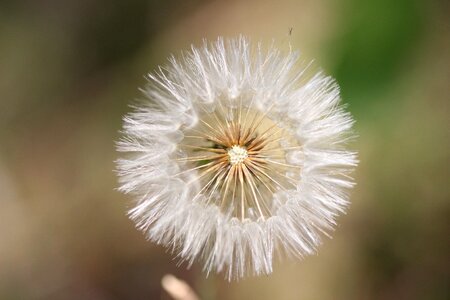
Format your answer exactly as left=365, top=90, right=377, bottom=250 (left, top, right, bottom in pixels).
left=116, top=36, right=358, bottom=280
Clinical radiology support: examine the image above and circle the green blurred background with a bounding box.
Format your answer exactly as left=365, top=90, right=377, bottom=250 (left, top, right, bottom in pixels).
left=0, top=0, right=449, bottom=299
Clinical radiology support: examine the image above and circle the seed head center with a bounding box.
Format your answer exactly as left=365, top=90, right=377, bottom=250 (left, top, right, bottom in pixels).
left=228, top=145, right=248, bottom=165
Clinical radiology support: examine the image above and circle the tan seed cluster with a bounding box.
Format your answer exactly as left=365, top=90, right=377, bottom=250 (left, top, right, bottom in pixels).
left=178, top=105, right=301, bottom=221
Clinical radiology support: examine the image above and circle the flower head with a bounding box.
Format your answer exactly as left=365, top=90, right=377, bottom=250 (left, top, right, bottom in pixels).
left=117, top=36, right=358, bottom=280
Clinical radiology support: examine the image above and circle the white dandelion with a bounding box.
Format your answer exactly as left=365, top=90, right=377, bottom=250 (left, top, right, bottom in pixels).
left=116, top=36, right=358, bottom=280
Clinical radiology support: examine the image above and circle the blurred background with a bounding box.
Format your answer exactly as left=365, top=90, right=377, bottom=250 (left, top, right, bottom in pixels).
left=0, top=0, right=449, bottom=299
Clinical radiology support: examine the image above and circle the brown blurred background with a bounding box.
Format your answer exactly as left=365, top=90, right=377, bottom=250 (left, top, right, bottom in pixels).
left=0, top=0, right=449, bottom=299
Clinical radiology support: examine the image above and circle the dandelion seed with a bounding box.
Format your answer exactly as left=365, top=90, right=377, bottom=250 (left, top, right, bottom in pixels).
left=116, top=36, right=358, bottom=280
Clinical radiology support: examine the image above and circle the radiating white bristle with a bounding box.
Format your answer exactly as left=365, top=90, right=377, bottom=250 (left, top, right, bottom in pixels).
left=116, top=36, right=358, bottom=280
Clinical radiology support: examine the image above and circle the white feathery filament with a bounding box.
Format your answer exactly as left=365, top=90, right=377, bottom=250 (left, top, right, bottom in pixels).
left=116, top=36, right=358, bottom=280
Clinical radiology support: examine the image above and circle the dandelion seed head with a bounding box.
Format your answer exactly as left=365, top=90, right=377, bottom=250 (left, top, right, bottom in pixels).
left=116, top=36, right=358, bottom=280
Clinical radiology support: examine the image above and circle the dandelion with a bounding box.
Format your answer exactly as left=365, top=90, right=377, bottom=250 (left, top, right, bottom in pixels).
left=116, top=36, right=358, bottom=280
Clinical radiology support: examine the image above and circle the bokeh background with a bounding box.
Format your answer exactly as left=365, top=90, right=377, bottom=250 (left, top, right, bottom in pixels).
left=1, top=0, right=449, bottom=299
